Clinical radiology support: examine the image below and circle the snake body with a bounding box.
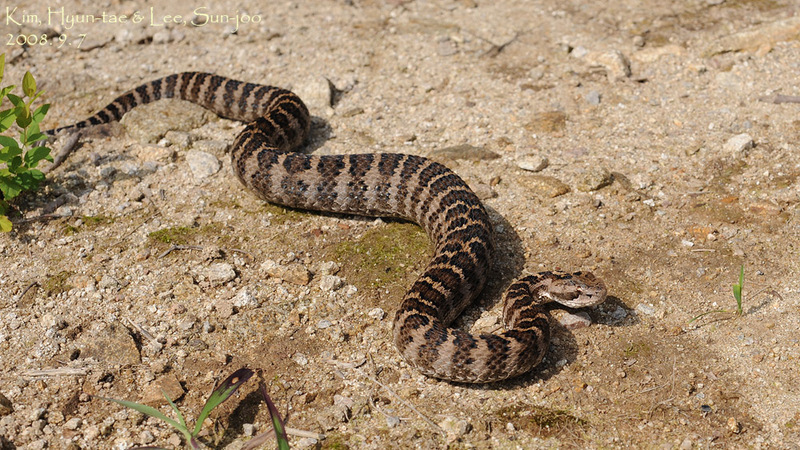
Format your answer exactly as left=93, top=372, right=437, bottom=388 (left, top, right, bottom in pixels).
left=46, top=72, right=607, bottom=383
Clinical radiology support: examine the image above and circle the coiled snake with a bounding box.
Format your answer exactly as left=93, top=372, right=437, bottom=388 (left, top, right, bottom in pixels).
left=46, top=72, right=607, bottom=383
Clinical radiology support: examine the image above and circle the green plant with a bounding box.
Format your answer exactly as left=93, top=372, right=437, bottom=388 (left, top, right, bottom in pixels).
left=102, top=367, right=292, bottom=449
left=0, top=53, right=53, bottom=231
left=102, top=368, right=254, bottom=449
left=689, top=264, right=745, bottom=323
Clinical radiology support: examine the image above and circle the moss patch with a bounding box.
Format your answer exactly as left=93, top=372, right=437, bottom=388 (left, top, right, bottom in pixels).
left=43, top=270, right=74, bottom=296
left=328, top=222, right=431, bottom=295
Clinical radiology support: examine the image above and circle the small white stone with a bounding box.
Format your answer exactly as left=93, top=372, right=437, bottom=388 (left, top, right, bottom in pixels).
left=186, top=150, right=221, bottom=179
left=559, top=312, right=592, bottom=330
left=516, top=153, right=549, bottom=172
left=723, top=133, right=754, bottom=156
left=63, top=417, right=81, bottom=430
left=319, top=275, right=344, bottom=292
left=293, top=353, right=308, bottom=366
left=367, top=307, right=386, bottom=320
left=636, top=303, right=656, bottom=316
left=232, top=287, right=258, bottom=308
left=205, top=263, right=236, bottom=285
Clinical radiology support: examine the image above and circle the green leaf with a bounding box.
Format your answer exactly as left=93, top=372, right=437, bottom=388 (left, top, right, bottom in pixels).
left=261, top=382, right=290, bottom=450
left=22, top=72, right=36, bottom=98
left=193, top=368, right=254, bottom=436
left=32, top=103, right=50, bottom=123
left=25, top=132, right=46, bottom=146
left=6, top=93, right=23, bottom=108
left=0, top=108, right=15, bottom=133
left=161, top=390, right=188, bottom=432
left=24, top=146, right=52, bottom=168
left=0, top=145, right=22, bottom=163
left=0, top=215, right=11, bottom=232
left=0, top=86, right=13, bottom=101
left=0, top=136, right=16, bottom=148
left=0, top=176, right=23, bottom=199
left=100, top=397, right=187, bottom=434
left=14, top=104, right=31, bottom=128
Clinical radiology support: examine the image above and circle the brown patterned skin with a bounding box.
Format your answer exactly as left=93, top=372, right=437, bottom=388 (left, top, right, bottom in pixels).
left=46, top=72, right=607, bottom=383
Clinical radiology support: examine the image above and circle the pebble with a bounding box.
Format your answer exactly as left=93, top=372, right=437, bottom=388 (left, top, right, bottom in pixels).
left=609, top=306, right=628, bottom=321
left=432, top=144, right=500, bottom=161
left=76, top=323, right=141, bottom=365
left=0, top=393, right=13, bottom=416
left=293, top=353, right=309, bottom=366
left=473, top=314, right=498, bottom=329
left=262, top=260, right=312, bottom=285
left=367, top=307, right=385, bottom=320
left=585, top=90, right=601, bottom=105
left=186, top=150, right=221, bottom=179
left=559, top=312, right=592, bottom=330
left=319, top=275, right=344, bottom=292
left=576, top=167, right=614, bottom=192
left=142, top=374, right=185, bottom=406
left=635, top=303, right=656, bottom=316
left=521, top=175, right=570, bottom=198
left=585, top=50, right=631, bottom=79
left=439, top=416, right=470, bottom=442
left=317, top=320, right=333, bottom=329
left=242, top=423, right=256, bottom=436
left=723, top=133, right=754, bottom=156
left=139, top=430, right=155, bottom=444
left=164, top=131, right=192, bottom=148
left=385, top=415, right=401, bottom=428
left=63, top=418, right=81, bottom=430
left=232, top=287, right=259, bottom=308
left=516, top=153, right=549, bottom=172
left=205, top=262, right=236, bottom=285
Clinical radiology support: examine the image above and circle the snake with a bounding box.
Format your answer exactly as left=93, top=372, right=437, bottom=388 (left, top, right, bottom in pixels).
left=45, top=72, right=607, bottom=383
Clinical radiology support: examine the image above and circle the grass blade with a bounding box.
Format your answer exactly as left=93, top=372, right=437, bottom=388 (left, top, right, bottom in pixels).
left=261, top=381, right=290, bottom=450
left=192, top=367, right=254, bottom=436
left=162, top=389, right=188, bottom=431
left=100, top=397, right=187, bottom=433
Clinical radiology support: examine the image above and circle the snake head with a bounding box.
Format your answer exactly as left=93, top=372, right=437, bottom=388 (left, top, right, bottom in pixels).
left=547, top=271, right=607, bottom=309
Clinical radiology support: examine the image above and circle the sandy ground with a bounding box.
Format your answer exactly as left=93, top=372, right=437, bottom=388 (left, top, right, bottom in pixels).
left=2, top=0, right=800, bottom=448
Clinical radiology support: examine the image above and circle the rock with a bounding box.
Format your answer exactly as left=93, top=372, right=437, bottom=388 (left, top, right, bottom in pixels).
left=560, top=312, right=592, bottom=330
left=317, top=319, right=332, bottom=329
left=516, top=153, right=549, bottom=172
left=632, top=44, right=685, bottom=63
left=163, top=131, right=192, bottom=149
left=723, top=134, right=754, bottom=156
left=525, top=111, right=567, bottom=134
left=205, top=262, right=236, bottom=285
left=437, top=38, right=458, bottom=56
left=319, top=275, right=344, bottom=292
left=367, top=307, right=385, bottom=320
left=439, top=416, right=470, bottom=442
left=704, top=16, right=800, bottom=56
left=242, top=423, right=256, bottom=436
left=635, top=303, right=656, bottom=316
left=76, top=323, right=141, bottom=365
left=317, top=261, right=340, bottom=276
left=63, top=418, right=82, bottom=430
left=141, top=374, right=185, bottom=406
left=585, top=50, right=631, bottom=79
left=576, top=167, right=613, bottom=192
left=585, top=90, right=601, bottom=105
left=432, top=144, right=500, bottom=161
left=0, top=392, right=13, bottom=416
left=521, top=175, right=570, bottom=198
left=186, top=150, right=221, bottom=179
left=609, top=306, right=628, bottom=321
left=473, top=314, right=498, bottom=329
left=232, top=287, right=259, bottom=308
left=262, top=260, right=312, bottom=285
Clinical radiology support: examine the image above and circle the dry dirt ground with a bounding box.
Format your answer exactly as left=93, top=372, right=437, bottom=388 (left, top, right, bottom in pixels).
left=2, top=0, right=800, bottom=448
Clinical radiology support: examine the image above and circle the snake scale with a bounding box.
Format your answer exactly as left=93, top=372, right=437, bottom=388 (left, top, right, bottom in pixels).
left=45, top=72, right=607, bottom=383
